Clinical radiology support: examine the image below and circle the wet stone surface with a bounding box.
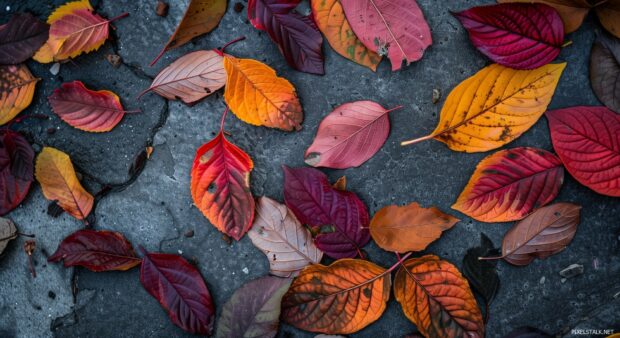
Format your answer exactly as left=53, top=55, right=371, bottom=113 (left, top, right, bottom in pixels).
left=0, top=0, right=619, bottom=337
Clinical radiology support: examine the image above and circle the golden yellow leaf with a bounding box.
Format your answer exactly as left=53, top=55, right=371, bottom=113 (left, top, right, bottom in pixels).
left=35, top=147, right=94, bottom=220
left=223, top=55, right=303, bottom=131
left=401, top=63, right=565, bottom=152
left=0, top=64, right=38, bottom=125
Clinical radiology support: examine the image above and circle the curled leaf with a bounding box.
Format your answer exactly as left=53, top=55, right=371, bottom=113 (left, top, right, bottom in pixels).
left=590, top=33, right=620, bottom=114
left=0, top=217, right=17, bottom=255
left=0, top=13, right=49, bottom=65
left=0, top=64, right=38, bottom=125
left=0, top=131, right=34, bottom=215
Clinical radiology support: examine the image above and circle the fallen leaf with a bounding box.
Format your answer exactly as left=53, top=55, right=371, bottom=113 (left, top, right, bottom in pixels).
left=248, top=0, right=324, bottom=75
left=590, top=33, right=620, bottom=114
left=0, top=64, right=38, bottom=125
left=48, top=81, right=134, bottom=132
left=496, top=0, right=590, bottom=33
left=462, top=233, right=500, bottom=322
left=305, top=101, right=400, bottom=169
left=0, top=13, right=49, bottom=65
left=33, top=0, right=128, bottom=63
left=191, top=109, right=255, bottom=240
left=595, top=0, right=620, bottom=38
left=0, top=217, right=17, bottom=255
left=369, top=202, right=459, bottom=253
left=332, top=176, right=346, bottom=191
left=394, top=255, right=485, bottom=338
left=34, top=147, right=94, bottom=220
left=489, top=203, right=581, bottom=266
left=48, top=229, right=141, bottom=271
left=223, top=55, right=303, bottom=131
left=283, top=166, right=370, bottom=258
left=453, top=147, right=564, bottom=222
left=156, top=1, right=169, bottom=17
left=546, top=106, right=620, bottom=196
left=216, top=276, right=292, bottom=338
left=248, top=197, right=323, bottom=277
left=150, top=0, right=227, bottom=65
left=282, top=259, right=390, bottom=334
left=401, top=63, right=565, bottom=152
left=140, top=249, right=215, bottom=335
left=454, top=3, right=564, bottom=70
left=340, top=0, right=432, bottom=71
left=0, top=131, right=34, bottom=215
left=310, top=0, right=381, bottom=71
left=141, top=50, right=225, bottom=104
left=504, top=326, right=552, bottom=338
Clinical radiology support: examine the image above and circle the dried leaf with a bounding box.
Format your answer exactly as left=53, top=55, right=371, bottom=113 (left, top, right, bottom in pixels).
left=590, top=33, right=620, bottom=114
left=151, top=0, right=227, bottom=65
left=332, top=176, right=346, bottom=191
left=216, top=276, right=291, bottom=338
left=248, top=197, right=323, bottom=277
left=496, top=0, right=591, bottom=33
left=305, top=101, right=399, bottom=169
left=48, top=229, right=141, bottom=272
left=48, top=81, right=132, bottom=132
left=0, top=217, right=17, bottom=255
left=0, top=131, right=34, bottom=215
left=34, top=147, right=94, bottom=220
left=310, top=0, right=380, bottom=71
left=282, top=259, right=390, bottom=334
left=0, top=13, right=49, bottom=65
left=394, top=255, right=485, bottom=338
left=453, top=147, right=564, bottom=222
left=140, top=249, right=215, bottom=335
left=223, top=55, right=303, bottom=131
left=454, top=3, right=564, bottom=69
left=546, top=106, right=620, bottom=196
left=402, top=63, right=565, bottom=152
left=595, top=0, right=620, bottom=38
left=495, top=203, right=581, bottom=266
left=340, top=0, right=432, bottom=71
left=142, top=50, right=225, bottom=104
left=248, top=0, right=324, bottom=74
left=462, top=233, right=500, bottom=318
left=369, top=202, right=459, bottom=253
left=0, top=64, right=38, bottom=125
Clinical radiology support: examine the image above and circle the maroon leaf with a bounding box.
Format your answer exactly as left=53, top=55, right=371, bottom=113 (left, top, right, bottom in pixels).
left=590, top=33, right=620, bottom=114
left=139, top=249, right=215, bottom=335
left=248, top=0, right=324, bottom=75
left=283, top=166, right=370, bottom=258
left=0, top=13, right=49, bottom=65
left=453, top=3, right=564, bottom=70
left=546, top=106, right=620, bottom=197
left=0, top=131, right=33, bottom=215
left=48, top=229, right=141, bottom=272
left=305, top=101, right=400, bottom=169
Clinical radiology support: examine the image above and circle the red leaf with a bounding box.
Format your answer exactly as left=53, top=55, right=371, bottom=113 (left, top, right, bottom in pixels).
left=191, top=110, right=255, bottom=240
left=341, top=0, right=432, bottom=71
left=48, top=229, right=141, bottom=272
left=0, top=13, right=49, bottom=65
left=48, top=81, right=135, bottom=132
left=453, top=147, right=564, bottom=222
left=283, top=166, right=370, bottom=258
left=453, top=3, right=564, bottom=70
left=248, top=0, right=324, bottom=75
left=0, top=131, right=33, bottom=215
left=139, top=250, right=215, bottom=335
left=305, top=101, right=400, bottom=169
left=546, top=106, right=620, bottom=196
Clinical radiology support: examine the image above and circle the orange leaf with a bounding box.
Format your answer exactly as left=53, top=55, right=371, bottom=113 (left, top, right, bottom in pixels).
left=595, top=1, right=620, bottom=38
left=394, top=255, right=485, bottom=338
left=282, top=259, right=390, bottom=334
left=401, top=63, right=565, bottom=152
left=497, top=0, right=591, bottom=33
left=35, top=147, right=94, bottom=220
left=332, top=176, right=347, bottom=191
left=0, top=64, right=38, bottom=125
left=223, top=55, right=303, bottom=131
left=370, top=202, right=459, bottom=253
left=310, top=0, right=381, bottom=71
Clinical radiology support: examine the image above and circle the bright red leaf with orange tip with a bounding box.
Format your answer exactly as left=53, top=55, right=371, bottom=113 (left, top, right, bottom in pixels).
left=191, top=107, right=255, bottom=240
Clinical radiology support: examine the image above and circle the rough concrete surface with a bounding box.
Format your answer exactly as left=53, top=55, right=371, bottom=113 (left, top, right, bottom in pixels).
left=0, top=0, right=618, bottom=337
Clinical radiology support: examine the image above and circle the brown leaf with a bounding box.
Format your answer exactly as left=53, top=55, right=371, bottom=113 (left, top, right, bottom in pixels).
left=0, top=217, right=17, bottom=255
left=332, top=176, right=346, bottom=191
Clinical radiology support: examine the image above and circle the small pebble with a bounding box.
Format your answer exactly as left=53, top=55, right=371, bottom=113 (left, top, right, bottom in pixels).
left=106, top=54, right=122, bottom=68
left=156, top=1, right=169, bottom=17
left=177, top=249, right=183, bottom=255
left=184, top=229, right=194, bottom=238
left=48, top=291, right=56, bottom=299
left=50, top=63, right=60, bottom=75
left=432, top=88, right=441, bottom=104
left=234, top=2, right=244, bottom=13
left=242, top=267, right=249, bottom=274
left=559, top=263, right=584, bottom=279
left=539, top=276, right=545, bottom=284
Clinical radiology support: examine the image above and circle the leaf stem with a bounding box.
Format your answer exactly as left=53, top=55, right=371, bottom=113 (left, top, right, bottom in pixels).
left=215, top=36, right=246, bottom=56
left=401, top=134, right=434, bottom=146
left=386, top=105, right=404, bottom=114
left=107, top=12, right=129, bottom=24
left=386, top=251, right=412, bottom=274
left=478, top=255, right=503, bottom=261
left=220, top=106, right=229, bottom=132
left=149, top=48, right=167, bottom=67
left=562, top=40, right=573, bottom=48
left=4, top=114, right=48, bottom=130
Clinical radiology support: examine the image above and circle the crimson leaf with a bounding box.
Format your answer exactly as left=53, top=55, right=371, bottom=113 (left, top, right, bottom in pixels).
left=0, top=131, right=33, bottom=215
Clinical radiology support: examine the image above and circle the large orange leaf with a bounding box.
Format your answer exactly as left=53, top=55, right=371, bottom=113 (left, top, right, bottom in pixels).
left=0, top=64, right=38, bottom=125
left=401, top=63, right=565, bottom=152
left=370, top=202, right=459, bottom=253
left=281, top=259, right=390, bottom=334
left=310, top=0, right=381, bottom=71
left=394, top=255, right=485, bottom=338
left=223, top=55, right=303, bottom=131
left=35, top=147, right=94, bottom=220
left=497, top=0, right=591, bottom=33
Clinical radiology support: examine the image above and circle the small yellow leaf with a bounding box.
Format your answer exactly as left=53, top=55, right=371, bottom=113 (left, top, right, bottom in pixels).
left=0, top=64, right=38, bottom=125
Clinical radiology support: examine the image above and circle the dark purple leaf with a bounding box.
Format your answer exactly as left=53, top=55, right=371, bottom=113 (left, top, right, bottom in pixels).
left=590, top=32, right=620, bottom=114
left=0, top=131, right=33, bottom=215
left=0, top=13, right=49, bottom=65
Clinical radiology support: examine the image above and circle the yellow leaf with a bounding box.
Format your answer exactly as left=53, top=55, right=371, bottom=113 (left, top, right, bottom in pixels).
left=35, top=147, right=94, bottom=220
left=401, top=63, right=566, bottom=152
left=223, top=55, right=303, bottom=131
left=47, top=0, right=93, bottom=24
left=0, top=65, right=38, bottom=125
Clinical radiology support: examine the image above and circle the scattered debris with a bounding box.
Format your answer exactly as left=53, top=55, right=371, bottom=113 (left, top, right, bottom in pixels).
left=221, top=234, right=232, bottom=245
left=432, top=88, right=441, bottom=104
left=106, top=54, right=122, bottom=68
left=50, top=62, right=60, bottom=75
left=242, top=267, right=249, bottom=274
left=156, top=1, right=169, bottom=17
left=146, top=146, right=154, bottom=159
left=24, top=240, right=36, bottom=278
left=48, top=291, right=56, bottom=299
left=539, top=276, right=545, bottom=284
left=234, top=2, right=244, bottom=13
left=559, top=263, right=584, bottom=279
left=184, top=229, right=194, bottom=238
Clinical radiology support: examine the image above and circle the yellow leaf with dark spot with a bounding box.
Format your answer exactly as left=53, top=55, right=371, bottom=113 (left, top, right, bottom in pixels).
left=0, top=64, right=38, bottom=125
